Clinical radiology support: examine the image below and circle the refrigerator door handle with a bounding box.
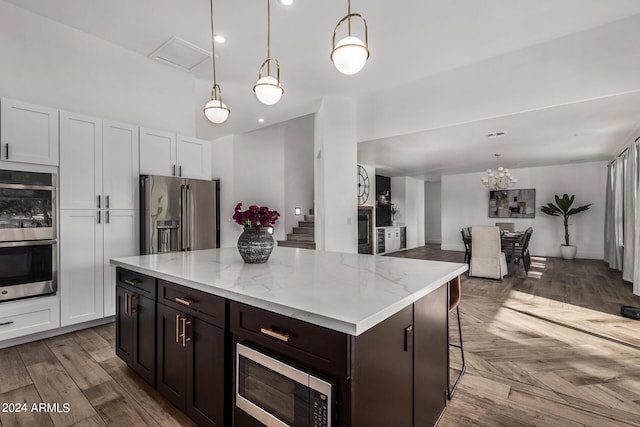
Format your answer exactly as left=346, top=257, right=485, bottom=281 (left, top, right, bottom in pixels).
left=180, top=184, right=186, bottom=251
left=185, top=185, right=191, bottom=251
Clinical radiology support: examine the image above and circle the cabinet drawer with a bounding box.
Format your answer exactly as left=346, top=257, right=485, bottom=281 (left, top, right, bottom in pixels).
left=117, top=268, right=156, bottom=300
left=230, top=302, right=347, bottom=366
left=158, top=280, right=225, bottom=328
left=0, top=296, right=60, bottom=342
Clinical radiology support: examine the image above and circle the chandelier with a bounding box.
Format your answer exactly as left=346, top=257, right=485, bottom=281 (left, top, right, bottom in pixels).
left=481, top=154, right=518, bottom=190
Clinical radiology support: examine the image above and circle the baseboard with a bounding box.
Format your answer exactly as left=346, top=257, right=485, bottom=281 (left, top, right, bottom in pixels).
left=0, top=316, right=115, bottom=349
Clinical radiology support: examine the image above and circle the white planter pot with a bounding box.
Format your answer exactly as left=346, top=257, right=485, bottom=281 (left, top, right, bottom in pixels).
left=560, top=245, right=577, bottom=260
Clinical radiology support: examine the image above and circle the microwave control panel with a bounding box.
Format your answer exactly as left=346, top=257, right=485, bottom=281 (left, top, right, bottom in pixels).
left=312, top=391, right=328, bottom=427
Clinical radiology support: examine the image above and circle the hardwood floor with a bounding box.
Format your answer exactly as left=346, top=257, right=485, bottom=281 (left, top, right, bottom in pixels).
left=0, top=324, right=195, bottom=427
left=1, top=245, right=638, bottom=426
left=389, top=245, right=640, bottom=426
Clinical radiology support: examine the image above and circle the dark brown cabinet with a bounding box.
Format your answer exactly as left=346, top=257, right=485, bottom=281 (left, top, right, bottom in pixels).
left=156, top=281, right=227, bottom=427
left=115, top=269, right=157, bottom=386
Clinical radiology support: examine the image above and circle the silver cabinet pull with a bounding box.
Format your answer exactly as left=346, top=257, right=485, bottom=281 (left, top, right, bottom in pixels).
left=178, top=165, right=182, bottom=177
left=97, top=195, right=101, bottom=209
left=105, top=195, right=110, bottom=209
left=106, top=211, right=110, bottom=224
left=4, top=143, right=8, bottom=160
left=172, top=165, right=176, bottom=176
left=97, top=211, right=101, bottom=224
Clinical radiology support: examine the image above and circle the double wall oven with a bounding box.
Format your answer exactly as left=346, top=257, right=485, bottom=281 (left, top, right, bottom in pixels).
left=0, top=170, right=56, bottom=302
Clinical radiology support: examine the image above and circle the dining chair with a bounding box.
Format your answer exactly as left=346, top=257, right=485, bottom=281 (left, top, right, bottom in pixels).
left=495, top=222, right=515, bottom=232
left=520, top=227, right=534, bottom=275
left=469, top=226, right=508, bottom=279
left=448, top=275, right=465, bottom=399
left=460, top=228, right=471, bottom=265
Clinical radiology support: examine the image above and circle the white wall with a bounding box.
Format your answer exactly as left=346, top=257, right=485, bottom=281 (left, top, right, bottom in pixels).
left=284, top=115, right=314, bottom=234
left=233, top=126, right=286, bottom=242
left=0, top=1, right=195, bottom=135
left=211, top=135, right=236, bottom=248
left=441, top=161, right=607, bottom=259
left=425, top=181, right=442, bottom=244
left=357, top=14, right=640, bottom=143
left=391, top=177, right=425, bottom=249
left=212, top=115, right=314, bottom=246
left=314, top=97, right=358, bottom=253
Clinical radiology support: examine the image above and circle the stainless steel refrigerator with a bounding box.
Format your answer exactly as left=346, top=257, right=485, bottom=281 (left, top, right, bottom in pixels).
left=140, top=175, right=220, bottom=254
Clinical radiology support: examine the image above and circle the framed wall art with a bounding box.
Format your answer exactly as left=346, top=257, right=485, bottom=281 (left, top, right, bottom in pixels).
left=489, top=189, right=536, bottom=218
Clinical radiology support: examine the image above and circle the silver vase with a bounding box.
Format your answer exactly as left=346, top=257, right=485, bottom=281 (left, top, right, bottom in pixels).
left=237, top=228, right=274, bottom=263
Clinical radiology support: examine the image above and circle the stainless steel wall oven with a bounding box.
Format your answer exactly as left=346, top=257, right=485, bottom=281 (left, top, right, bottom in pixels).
left=0, top=170, right=56, bottom=302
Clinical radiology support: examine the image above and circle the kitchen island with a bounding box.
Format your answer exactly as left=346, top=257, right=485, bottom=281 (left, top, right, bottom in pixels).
left=111, top=247, right=467, bottom=427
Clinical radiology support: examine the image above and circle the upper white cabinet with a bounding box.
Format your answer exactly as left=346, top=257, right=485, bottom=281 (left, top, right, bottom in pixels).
left=139, top=127, right=177, bottom=177
left=0, top=98, right=59, bottom=166
left=59, top=111, right=103, bottom=210
left=104, top=121, right=140, bottom=210
left=177, top=135, right=211, bottom=180
left=140, top=127, right=211, bottom=180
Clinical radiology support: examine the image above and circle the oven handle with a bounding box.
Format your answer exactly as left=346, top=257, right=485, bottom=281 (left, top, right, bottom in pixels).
left=0, top=183, right=55, bottom=191
left=0, top=239, right=57, bottom=248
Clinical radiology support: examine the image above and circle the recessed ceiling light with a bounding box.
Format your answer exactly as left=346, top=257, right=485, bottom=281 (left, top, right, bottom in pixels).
left=258, top=118, right=265, bottom=123
left=214, top=35, right=225, bottom=44
left=280, top=0, right=293, bottom=5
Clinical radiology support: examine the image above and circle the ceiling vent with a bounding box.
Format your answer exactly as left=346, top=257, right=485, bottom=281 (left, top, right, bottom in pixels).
left=149, top=36, right=210, bottom=72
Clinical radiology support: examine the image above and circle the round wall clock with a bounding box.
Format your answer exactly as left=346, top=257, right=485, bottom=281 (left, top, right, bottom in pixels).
left=357, top=165, right=370, bottom=205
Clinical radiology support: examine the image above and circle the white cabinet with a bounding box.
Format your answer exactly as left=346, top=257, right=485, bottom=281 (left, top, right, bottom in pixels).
left=177, top=135, right=211, bottom=179
left=60, top=112, right=102, bottom=210
left=386, top=227, right=401, bottom=252
left=139, top=127, right=176, bottom=177
left=59, top=112, right=139, bottom=326
left=60, top=210, right=104, bottom=326
left=0, top=295, right=60, bottom=341
left=103, top=209, right=138, bottom=317
left=140, top=128, right=211, bottom=180
left=103, top=121, right=140, bottom=210
left=0, top=98, right=59, bottom=166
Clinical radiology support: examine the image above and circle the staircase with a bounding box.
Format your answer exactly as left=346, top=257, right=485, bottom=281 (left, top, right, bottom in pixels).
left=277, top=214, right=316, bottom=250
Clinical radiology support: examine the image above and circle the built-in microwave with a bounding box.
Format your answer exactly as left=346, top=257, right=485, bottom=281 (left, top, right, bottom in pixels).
left=0, top=240, right=56, bottom=302
left=236, top=343, right=333, bottom=427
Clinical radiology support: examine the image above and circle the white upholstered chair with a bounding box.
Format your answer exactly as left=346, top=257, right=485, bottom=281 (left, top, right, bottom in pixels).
left=469, top=226, right=508, bottom=279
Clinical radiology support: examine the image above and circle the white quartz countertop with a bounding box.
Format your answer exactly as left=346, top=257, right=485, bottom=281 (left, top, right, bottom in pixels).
left=110, top=247, right=467, bottom=336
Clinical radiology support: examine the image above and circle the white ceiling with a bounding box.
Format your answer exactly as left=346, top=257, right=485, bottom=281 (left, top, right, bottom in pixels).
left=8, top=0, right=640, bottom=177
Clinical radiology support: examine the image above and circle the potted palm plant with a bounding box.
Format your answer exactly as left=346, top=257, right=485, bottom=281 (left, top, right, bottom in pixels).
left=540, top=194, right=592, bottom=260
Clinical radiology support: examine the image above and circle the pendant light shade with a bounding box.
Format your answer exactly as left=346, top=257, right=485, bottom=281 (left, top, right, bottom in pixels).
left=203, top=0, right=230, bottom=124
left=254, top=0, right=284, bottom=105
left=254, top=63, right=283, bottom=105
left=331, top=0, right=369, bottom=75
left=204, top=85, right=230, bottom=124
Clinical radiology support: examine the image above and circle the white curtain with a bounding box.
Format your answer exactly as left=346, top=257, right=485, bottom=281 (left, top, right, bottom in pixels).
left=605, top=158, right=624, bottom=270
left=606, top=140, right=640, bottom=296
left=632, top=142, right=640, bottom=296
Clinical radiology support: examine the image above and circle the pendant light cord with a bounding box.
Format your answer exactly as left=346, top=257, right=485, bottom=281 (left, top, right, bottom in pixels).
left=267, top=0, right=271, bottom=75
left=348, top=0, right=351, bottom=35
left=209, top=0, right=217, bottom=86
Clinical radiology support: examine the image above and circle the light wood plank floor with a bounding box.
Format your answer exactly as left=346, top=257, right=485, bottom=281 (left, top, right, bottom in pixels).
left=389, top=245, right=640, bottom=426
left=1, top=246, right=639, bottom=426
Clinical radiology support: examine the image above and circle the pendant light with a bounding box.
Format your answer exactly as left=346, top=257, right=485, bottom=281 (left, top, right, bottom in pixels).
left=203, top=0, right=230, bottom=124
left=253, top=0, right=284, bottom=105
left=331, top=0, right=369, bottom=75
